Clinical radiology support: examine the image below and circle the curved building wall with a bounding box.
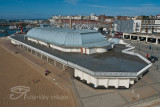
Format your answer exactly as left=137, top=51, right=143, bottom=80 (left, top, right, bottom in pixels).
left=27, top=37, right=110, bottom=54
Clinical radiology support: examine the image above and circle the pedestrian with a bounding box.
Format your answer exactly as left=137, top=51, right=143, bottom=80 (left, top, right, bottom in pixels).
left=146, top=53, right=149, bottom=59
left=45, top=72, right=48, bottom=76
left=45, top=70, right=48, bottom=76
left=33, top=79, right=35, bottom=83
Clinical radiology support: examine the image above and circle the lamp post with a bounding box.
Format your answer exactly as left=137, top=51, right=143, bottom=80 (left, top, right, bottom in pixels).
left=139, top=42, right=140, bottom=53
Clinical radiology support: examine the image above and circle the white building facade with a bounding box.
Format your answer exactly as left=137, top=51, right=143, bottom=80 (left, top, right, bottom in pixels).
left=113, top=20, right=141, bottom=33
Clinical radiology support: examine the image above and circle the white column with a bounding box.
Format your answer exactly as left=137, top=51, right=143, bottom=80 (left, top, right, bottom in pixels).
left=123, top=34, right=125, bottom=39
left=87, top=75, right=91, bottom=83
left=41, top=54, right=42, bottom=59
left=130, top=79, right=135, bottom=84
left=74, top=69, right=77, bottom=77
left=81, top=71, right=84, bottom=80
left=115, top=79, right=119, bottom=88
left=136, top=36, right=139, bottom=41
left=105, top=79, right=108, bottom=88
left=126, top=79, right=130, bottom=88
left=156, top=38, right=158, bottom=45
left=63, top=64, right=65, bottom=71
left=47, top=56, right=48, bottom=62
left=94, top=79, right=98, bottom=88
left=54, top=60, right=56, bottom=66
left=146, top=37, right=148, bottom=42
left=126, top=84, right=130, bottom=88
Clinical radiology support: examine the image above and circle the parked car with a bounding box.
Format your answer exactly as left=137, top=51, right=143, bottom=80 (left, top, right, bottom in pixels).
left=148, top=56, right=158, bottom=63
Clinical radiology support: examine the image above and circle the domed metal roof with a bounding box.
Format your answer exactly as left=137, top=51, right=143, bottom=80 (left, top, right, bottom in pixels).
left=26, top=27, right=111, bottom=48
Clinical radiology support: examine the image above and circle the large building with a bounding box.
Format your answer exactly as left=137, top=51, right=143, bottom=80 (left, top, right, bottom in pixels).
left=113, top=19, right=160, bottom=34
left=26, top=27, right=112, bottom=54
left=141, top=19, right=160, bottom=33
left=9, top=27, right=152, bottom=89
left=113, top=20, right=141, bottom=33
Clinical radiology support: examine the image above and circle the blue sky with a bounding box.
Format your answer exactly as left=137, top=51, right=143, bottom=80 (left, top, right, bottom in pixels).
left=0, top=0, right=160, bottom=19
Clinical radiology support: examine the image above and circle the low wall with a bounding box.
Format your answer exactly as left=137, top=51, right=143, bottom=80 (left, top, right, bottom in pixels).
left=122, top=44, right=152, bottom=77
left=50, top=44, right=81, bottom=53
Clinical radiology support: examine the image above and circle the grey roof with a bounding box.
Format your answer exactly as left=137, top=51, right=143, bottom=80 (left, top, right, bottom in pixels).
left=25, top=27, right=111, bottom=48
left=11, top=35, right=149, bottom=77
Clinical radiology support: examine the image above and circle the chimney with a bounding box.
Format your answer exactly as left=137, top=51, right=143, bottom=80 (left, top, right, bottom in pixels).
left=70, top=16, right=72, bottom=28
left=21, top=27, right=23, bottom=34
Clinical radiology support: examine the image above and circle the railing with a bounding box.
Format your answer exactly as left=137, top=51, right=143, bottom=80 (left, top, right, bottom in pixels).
left=122, top=43, right=152, bottom=76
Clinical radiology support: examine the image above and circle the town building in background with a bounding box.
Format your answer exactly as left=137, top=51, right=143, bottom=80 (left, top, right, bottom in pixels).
left=141, top=19, right=160, bottom=33
left=113, top=20, right=141, bottom=33
left=48, top=14, right=115, bottom=36
left=113, top=16, right=160, bottom=34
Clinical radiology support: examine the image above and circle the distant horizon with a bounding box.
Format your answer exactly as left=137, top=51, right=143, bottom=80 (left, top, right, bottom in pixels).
left=1, top=14, right=160, bottom=20
left=0, top=0, right=160, bottom=19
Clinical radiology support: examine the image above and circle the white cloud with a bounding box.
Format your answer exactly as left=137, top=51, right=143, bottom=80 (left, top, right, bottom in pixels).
left=86, top=4, right=108, bottom=9
left=122, top=6, right=160, bottom=11
left=64, top=0, right=80, bottom=5
left=120, top=6, right=160, bottom=15
left=142, top=4, right=153, bottom=6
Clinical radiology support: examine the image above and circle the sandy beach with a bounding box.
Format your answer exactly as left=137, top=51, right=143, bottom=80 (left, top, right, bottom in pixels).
left=0, top=38, right=78, bottom=107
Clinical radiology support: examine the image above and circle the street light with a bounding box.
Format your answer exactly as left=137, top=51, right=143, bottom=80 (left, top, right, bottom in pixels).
left=139, top=42, right=140, bottom=53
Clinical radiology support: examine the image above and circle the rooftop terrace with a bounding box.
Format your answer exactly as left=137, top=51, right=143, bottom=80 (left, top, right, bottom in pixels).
left=11, top=35, right=148, bottom=77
